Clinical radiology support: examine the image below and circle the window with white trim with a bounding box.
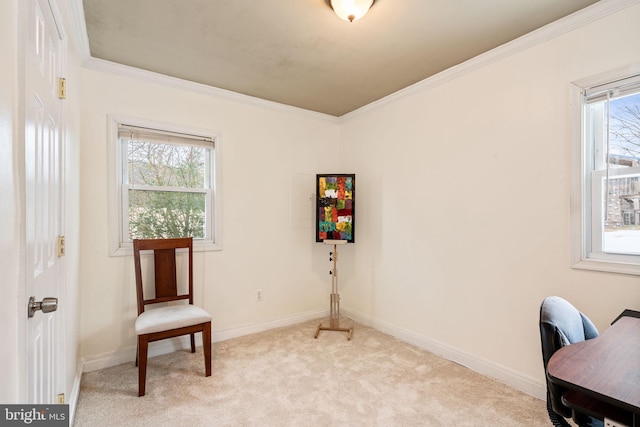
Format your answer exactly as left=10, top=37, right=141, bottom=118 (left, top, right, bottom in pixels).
left=572, top=71, right=640, bottom=274
left=109, top=117, right=221, bottom=254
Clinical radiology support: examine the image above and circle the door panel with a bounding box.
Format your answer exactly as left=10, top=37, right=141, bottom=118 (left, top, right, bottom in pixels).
left=25, top=0, right=64, bottom=404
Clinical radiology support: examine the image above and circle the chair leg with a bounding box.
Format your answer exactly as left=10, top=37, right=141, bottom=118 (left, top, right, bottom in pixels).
left=203, top=322, right=212, bottom=377
left=190, top=333, right=196, bottom=353
left=138, top=335, right=149, bottom=397
left=547, top=395, right=571, bottom=427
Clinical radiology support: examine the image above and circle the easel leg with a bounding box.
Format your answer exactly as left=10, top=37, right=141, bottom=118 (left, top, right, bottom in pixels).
left=314, top=243, right=353, bottom=340
left=315, top=322, right=352, bottom=340
left=315, top=294, right=353, bottom=339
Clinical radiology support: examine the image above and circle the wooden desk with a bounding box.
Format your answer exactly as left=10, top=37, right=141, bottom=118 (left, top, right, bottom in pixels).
left=547, top=313, right=640, bottom=426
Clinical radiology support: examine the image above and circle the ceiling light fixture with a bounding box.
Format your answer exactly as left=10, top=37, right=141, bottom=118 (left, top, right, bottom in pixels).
left=328, top=0, right=375, bottom=23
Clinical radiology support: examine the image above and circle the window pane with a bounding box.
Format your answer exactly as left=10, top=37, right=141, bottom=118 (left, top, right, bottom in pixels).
left=127, top=140, right=207, bottom=189
left=603, top=174, right=640, bottom=255
left=599, top=92, right=640, bottom=256
left=609, top=93, right=640, bottom=164
left=128, top=190, right=206, bottom=239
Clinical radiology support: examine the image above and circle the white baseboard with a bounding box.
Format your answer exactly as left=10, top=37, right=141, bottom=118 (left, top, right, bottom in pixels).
left=81, top=308, right=328, bottom=373
left=80, top=306, right=546, bottom=401
left=342, top=307, right=547, bottom=401
left=210, top=308, right=328, bottom=342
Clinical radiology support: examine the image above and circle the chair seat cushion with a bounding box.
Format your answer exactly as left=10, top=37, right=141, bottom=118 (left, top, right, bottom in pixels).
left=135, top=305, right=212, bottom=335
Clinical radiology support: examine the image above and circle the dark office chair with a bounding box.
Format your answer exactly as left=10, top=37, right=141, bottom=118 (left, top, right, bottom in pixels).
left=133, top=237, right=212, bottom=396
left=539, top=296, right=601, bottom=427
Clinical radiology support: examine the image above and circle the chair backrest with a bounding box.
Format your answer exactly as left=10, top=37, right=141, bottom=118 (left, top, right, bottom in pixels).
left=133, top=237, right=194, bottom=316
left=539, top=296, right=599, bottom=418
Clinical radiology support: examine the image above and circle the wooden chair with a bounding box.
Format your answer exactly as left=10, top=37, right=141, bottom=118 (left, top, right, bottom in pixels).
left=133, top=237, right=212, bottom=396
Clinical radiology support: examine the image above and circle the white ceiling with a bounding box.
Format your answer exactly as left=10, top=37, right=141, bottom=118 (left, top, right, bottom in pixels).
left=81, top=0, right=600, bottom=117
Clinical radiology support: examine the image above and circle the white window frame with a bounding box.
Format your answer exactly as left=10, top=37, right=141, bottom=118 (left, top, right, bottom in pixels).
left=571, top=66, right=640, bottom=275
left=108, top=115, right=222, bottom=255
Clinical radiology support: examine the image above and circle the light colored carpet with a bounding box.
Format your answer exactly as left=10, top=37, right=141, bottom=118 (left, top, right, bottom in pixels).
left=74, top=319, right=551, bottom=426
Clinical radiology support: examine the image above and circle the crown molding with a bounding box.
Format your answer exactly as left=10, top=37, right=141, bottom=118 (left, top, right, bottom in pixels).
left=67, top=0, right=639, bottom=122
left=341, top=0, right=640, bottom=120
left=67, top=0, right=91, bottom=62
left=83, top=57, right=339, bottom=122
left=67, top=0, right=337, bottom=122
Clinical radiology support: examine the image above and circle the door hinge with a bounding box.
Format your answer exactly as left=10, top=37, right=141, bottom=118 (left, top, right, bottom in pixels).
left=57, top=393, right=65, bottom=404
left=58, top=77, right=66, bottom=99
left=57, top=236, right=65, bottom=257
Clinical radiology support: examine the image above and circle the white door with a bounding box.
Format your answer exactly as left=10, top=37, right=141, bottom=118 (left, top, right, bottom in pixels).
left=25, top=0, right=66, bottom=404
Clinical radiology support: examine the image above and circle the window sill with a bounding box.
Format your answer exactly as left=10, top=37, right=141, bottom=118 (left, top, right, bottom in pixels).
left=110, top=242, right=222, bottom=257
left=572, top=258, right=640, bottom=276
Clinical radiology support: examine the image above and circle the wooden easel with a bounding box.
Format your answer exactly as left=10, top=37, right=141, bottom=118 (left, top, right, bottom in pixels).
left=315, top=240, right=353, bottom=340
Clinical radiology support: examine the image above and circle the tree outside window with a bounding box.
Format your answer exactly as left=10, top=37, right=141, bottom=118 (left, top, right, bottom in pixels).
left=126, top=139, right=209, bottom=240
left=116, top=122, right=217, bottom=248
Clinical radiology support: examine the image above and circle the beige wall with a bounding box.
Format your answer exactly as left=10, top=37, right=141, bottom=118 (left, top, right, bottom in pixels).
left=78, top=1, right=640, bottom=400
left=79, top=70, right=340, bottom=359
left=339, top=2, right=640, bottom=395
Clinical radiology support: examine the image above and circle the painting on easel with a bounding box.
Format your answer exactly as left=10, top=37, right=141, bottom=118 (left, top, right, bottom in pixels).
left=315, top=174, right=355, bottom=243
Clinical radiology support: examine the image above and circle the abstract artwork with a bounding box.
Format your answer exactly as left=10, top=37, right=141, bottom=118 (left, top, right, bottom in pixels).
left=316, top=174, right=355, bottom=243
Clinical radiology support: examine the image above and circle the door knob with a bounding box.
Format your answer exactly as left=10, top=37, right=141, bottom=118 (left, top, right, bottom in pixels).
left=28, top=296, right=58, bottom=318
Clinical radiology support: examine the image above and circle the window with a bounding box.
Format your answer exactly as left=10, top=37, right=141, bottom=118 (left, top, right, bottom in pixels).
left=109, top=117, right=221, bottom=254
left=572, top=70, right=640, bottom=274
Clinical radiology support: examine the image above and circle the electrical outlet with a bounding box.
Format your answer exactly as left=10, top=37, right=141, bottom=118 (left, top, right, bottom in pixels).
left=256, top=288, right=263, bottom=302
left=605, top=417, right=629, bottom=427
